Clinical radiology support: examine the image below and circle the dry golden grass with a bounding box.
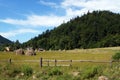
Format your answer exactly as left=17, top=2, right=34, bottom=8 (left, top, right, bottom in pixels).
left=0, top=47, right=119, bottom=67
left=0, top=47, right=119, bottom=60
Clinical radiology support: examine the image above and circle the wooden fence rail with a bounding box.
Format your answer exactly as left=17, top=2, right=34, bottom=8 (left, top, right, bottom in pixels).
left=0, top=57, right=119, bottom=67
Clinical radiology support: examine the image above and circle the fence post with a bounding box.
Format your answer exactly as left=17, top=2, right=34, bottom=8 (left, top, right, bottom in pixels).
left=47, top=60, right=49, bottom=66
left=70, top=60, right=72, bottom=66
left=9, top=58, right=11, bottom=64
left=55, top=59, right=57, bottom=66
left=40, top=57, right=43, bottom=68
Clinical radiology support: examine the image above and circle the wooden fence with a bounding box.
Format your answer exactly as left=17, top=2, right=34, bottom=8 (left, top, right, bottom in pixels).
left=0, top=57, right=117, bottom=68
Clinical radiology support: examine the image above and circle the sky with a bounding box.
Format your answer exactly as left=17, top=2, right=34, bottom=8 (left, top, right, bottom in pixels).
left=0, top=0, right=120, bottom=43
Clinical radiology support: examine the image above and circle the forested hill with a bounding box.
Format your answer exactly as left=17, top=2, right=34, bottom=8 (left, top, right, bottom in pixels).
left=0, top=35, right=13, bottom=45
left=23, top=11, right=120, bottom=50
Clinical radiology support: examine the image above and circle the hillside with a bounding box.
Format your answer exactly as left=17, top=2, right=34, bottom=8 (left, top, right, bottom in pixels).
left=23, top=10, right=120, bottom=50
left=0, top=35, right=13, bottom=45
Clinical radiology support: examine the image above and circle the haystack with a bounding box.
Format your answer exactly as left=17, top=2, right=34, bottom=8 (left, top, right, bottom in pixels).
left=15, top=49, right=24, bottom=55
left=25, top=49, right=36, bottom=56
left=5, top=47, right=12, bottom=52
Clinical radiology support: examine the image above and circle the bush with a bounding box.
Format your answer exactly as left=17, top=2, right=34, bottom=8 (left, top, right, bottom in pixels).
left=81, top=66, right=102, bottom=79
left=21, top=65, right=33, bottom=76
left=112, top=52, right=120, bottom=61
left=0, top=64, right=21, bottom=77
left=48, top=67, right=63, bottom=76
left=9, top=67, right=21, bottom=77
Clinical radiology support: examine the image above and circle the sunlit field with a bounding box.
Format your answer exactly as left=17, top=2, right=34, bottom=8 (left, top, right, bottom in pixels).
left=0, top=47, right=119, bottom=60
left=0, top=47, right=120, bottom=80
left=0, top=47, right=119, bottom=66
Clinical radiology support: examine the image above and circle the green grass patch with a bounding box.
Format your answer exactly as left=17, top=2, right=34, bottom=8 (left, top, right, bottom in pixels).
left=0, top=47, right=120, bottom=79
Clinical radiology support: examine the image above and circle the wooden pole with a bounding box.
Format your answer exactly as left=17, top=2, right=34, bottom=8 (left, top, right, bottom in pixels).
left=70, top=60, right=72, bottom=66
left=9, top=58, right=11, bottom=64
left=47, top=60, right=49, bottom=66
left=55, top=59, right=57, bottom=66
left=40, top=57, right=43, bottom=68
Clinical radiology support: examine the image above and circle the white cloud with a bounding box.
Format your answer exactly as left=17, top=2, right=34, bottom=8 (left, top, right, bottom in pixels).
left=0, top=15, right=69, bottom=27
left=0, top=0, right=120, bottom=43
left=62, top=0, right=120, bottom=17
left=39, top=0, right=59, bottom=8
left=62, top=0, right=120, bottom=9
left=0, top=0, right=120, bottom=28
left=0, top=29, right=39, bottom=38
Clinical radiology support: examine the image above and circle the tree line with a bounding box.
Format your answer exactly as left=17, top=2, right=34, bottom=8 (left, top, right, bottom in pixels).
left=1, top=10, right=120, bottom=51
left=23, top=11, right=120, bottom=50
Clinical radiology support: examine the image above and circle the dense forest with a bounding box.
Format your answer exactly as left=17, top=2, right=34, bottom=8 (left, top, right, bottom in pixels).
left=0, top=35, right=13, bottom=51
left=0, top=35, right=12, bottom=45
left=22, top=11, right=120, bottom=50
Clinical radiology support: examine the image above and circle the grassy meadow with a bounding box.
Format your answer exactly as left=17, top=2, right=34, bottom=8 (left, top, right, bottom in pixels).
left=0, top=47, right=118, bottom=60
left=0, top=47, right=120, bottom=80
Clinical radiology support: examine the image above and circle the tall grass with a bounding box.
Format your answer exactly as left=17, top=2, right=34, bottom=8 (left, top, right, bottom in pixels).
left=0, top=47, right=117, bottom=60
left=0, top=47, right=120, bottom=79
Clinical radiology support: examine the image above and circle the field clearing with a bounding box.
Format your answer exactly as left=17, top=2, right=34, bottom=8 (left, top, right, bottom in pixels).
left=0, top=47, right=119, bottom=67
left=0, top=47, right=120, bottom=80
left=0, top=47, right=119, bottom=60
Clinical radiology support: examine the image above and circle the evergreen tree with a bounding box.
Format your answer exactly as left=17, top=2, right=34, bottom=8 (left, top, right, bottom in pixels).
left=23, top=10, right=120, bottom=50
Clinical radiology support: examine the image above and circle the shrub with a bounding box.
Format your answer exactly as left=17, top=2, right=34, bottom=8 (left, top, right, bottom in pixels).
left=48, top=67, right=63, bottom=76
left=21, top=65, right=33, bottom=76
left=35, top=72, right=50, bottom=80
left=112, top=52, right=120, bottom=61
left=9, top=67, right=21, bottom=77
left=0, top=64, right=21, bottom=77
left=81, top=66, right=102, bottom=79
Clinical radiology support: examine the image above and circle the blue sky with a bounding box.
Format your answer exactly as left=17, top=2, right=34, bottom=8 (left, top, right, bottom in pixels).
left=0, top=0, right=120, bottom=43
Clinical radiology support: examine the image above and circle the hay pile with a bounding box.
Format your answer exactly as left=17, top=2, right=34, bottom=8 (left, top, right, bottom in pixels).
left=15, top=49, right=24, bottom=55
left=25, top=49, right=36, bottom=56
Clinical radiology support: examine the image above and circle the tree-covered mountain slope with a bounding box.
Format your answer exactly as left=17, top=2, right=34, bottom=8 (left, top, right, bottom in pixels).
left=23, top=11, right=120, bottom=50
left=0, top=35, right=13, bottom=45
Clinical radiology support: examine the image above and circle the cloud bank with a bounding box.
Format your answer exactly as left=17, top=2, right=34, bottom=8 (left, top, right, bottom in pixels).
left=0, top=15, right=69, bottom=27
left=39, top=0, right=59, bottom=8
left=0, top=29, right=39, bottom=38
left=0, top=0, right=120, bottom=27
left=0, top=0, right=120, bottom=42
